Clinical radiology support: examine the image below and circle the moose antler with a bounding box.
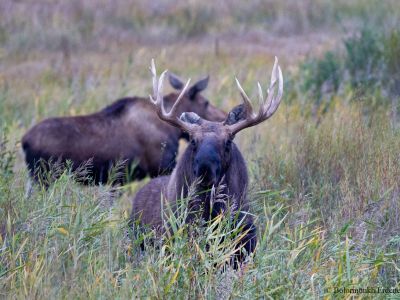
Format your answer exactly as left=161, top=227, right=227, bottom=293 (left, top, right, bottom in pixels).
left=149, top=59, right=197, bottom=132
left=227, top=56, right=283, bottom=135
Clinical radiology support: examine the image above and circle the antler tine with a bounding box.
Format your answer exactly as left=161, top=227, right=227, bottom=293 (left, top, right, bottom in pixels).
left=235, top=77, right=254, bottom=118
left=266, top=64, right=283, bottom=116
left=257, top=81, right=264, bottom=116
left=149, top=59, right=159, bottom=104
left=263, top=56, right=280, bottom=116
left=149, top=59, right=197, bottom=133
left=164, top=78, right=191, bottom=118
left=228, top=56, right=284, bottom=135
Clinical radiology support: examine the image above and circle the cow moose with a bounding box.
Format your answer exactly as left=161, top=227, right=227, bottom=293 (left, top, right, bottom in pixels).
left=131, top=58, right=283, bottom=266
left=22, top=71, right=226, bottom=185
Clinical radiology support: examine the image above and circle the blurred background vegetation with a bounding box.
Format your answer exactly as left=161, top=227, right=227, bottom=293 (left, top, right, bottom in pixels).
left=1, top=0, right=400, bottom=298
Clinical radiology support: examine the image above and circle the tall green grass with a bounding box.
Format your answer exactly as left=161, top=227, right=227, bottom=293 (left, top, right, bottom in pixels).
left=2, top=97, right=400, bottom=298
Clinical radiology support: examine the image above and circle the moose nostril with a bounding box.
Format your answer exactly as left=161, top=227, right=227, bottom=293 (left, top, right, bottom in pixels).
left=197, top=164, right=214, bottom=181
left=199, top=164, right=209, bottom=174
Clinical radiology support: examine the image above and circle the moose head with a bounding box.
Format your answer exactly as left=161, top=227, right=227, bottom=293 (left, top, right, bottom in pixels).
left=163, top=71, right=226, bottom=124
left=149, top=58, right=283, bottom=191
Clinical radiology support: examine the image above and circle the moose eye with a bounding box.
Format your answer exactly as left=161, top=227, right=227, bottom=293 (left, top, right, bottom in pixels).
left=191, top=139, right=197, bottom=148
left=204, top=101, right=209, bottom=107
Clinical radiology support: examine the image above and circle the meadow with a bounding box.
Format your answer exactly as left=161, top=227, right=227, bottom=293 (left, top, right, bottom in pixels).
left=1, top=0, right=400, bottom=298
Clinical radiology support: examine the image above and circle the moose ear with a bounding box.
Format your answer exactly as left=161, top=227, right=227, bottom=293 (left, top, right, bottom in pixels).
left=180, top=112, right=203, bottom=125
left=188, top=76, right=209, bottom=99
left=168, top=72, right=185, bottom=90
left=224, top=104, right=246, bottom=125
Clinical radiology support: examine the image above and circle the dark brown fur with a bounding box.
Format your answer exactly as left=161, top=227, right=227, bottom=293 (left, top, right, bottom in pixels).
left=131, top=142, right=249, bottom=224
left=131, top=57, right=284, bottom=267
left=131, top=106, right=256, bottom=266
left=22, top=79, right=226, bottom=185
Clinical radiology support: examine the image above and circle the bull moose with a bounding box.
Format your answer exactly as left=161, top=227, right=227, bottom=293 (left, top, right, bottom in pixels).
left=22, top=72, right=225, bottom=185
left=131, top=58, right=283, bottom=266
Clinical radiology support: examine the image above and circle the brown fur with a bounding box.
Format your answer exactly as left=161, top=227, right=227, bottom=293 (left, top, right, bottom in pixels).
left=130, top=106, right=256, bottom=266
left=132, top=58, right=284, bottom=266
left=22, top=88, right=226, bottom=185
left=131, top=142, right=248, bottom=225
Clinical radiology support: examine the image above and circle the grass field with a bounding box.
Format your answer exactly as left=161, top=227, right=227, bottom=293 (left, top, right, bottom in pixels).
left=1, top=0, right=400, bottom=298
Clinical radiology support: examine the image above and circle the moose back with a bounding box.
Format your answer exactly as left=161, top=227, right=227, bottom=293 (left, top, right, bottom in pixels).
left=22, top=74, right=226, bottom=185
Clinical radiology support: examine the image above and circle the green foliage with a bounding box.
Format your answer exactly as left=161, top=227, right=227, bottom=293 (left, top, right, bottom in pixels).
left=1, top=168, right=398, bottom=298
left=0, top=130, right=16, bottom=221
left=0, top=130, right=14, bottom=179
left=301, top=51, right=342, bottom=100
left=344, top=28, right=384, bottom=89
left=297, top=27, right=400, bottom=114
left=383, top=30, right=400, bottom=95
